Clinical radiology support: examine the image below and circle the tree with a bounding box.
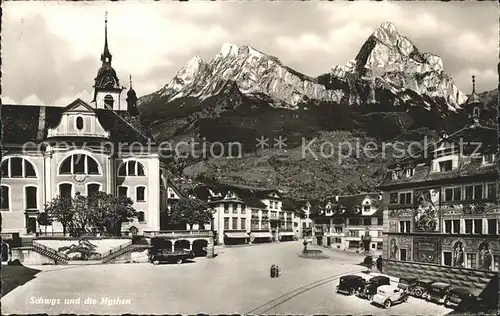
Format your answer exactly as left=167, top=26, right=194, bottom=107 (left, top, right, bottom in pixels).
left=37, top=212, right=53, bottom=235
left=169, top=198, right=212, bottom=230
left=68, top=192, right=92, bottom=237
left=88, top=192, right=137, bottom=236
left=44, top=195, right=74, bottom=235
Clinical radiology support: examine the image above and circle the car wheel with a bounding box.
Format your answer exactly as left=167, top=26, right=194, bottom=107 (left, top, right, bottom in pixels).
left=350, top=288, right=356, bottom=295
left=414, top=289, right=422, bottom=297
left=368, top=294, right=374, bottom=300
left=444, top=298, right=449, bottom=306
left=176, top=258, right=183, bottom=264
left=403, top=296, right=408, bottom=303
left=384, top=300, right=391, bottom=309
left=153, top=260, right=159, bottom=265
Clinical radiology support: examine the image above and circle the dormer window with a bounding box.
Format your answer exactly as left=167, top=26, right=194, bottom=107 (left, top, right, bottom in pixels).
left=483, top=154, right=496, bottom=166
left=439, top=160, right=453, bottom=172
left=405, top=168, right=414, bottom=177
left=76, top=116, right=84, bottom=131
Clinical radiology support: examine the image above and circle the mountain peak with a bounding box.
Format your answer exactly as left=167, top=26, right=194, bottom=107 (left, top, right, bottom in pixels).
left=218, top=42, right=239, bottom=58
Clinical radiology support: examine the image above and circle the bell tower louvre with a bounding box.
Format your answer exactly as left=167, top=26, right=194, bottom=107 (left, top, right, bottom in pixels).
left=92, top=12, right=125, bottom=111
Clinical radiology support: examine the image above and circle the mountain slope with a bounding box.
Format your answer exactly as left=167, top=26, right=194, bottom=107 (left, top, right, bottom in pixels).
left=137, top=22, right=494, bottom=197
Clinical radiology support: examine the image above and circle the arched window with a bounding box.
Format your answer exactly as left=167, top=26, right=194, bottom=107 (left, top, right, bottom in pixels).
left=104, top=94, right=114, bottom=108
left=473, top=107, right=480, bottom=118
left=117, top=161, right=145, bottom=177
left=136, top=186, right=146, bottom=202
left=137, top=211, right=145, bottom=223
left=1, top=186, right=10, bottom=211
left=87, top=184, right=101, bottom=197
left=25, top=186, right=38, bottom=209
left=59, top=154, right=100, bottom=175
left=59, top=183, right=73, bottom=198
left=76, top=116, right=84, bottom=130
left=0, top=157, right=37, bottom=178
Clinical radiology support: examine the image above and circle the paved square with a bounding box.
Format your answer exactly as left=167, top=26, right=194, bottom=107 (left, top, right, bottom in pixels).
left=1, top=241, right=451, bottom=315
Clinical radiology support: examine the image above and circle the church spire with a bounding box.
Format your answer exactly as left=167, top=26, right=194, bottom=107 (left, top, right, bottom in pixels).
left=101, top=11, right=112, bottom=65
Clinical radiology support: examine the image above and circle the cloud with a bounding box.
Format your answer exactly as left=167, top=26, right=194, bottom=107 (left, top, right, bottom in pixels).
left=2, top=1, right=497, bottom=106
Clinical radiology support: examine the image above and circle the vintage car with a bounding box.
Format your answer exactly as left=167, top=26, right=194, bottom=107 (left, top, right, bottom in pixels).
left=413, top=279, right=434, bottom=298
left=336, top=275, right=366, bottom=295
left=445, top=287, right=477, bottom=310
left=398, top=276, right=418, bottom=295
left=372, top=284, right=409, bottom=309
left=358, top=275, right=390, bottom=300
left=149, top=249, right=195, bottom=265
left=427, top=282, right=451, bottom=304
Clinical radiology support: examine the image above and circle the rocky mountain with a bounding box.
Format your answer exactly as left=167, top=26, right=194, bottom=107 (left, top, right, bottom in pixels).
left=137, top=22, right=495, bottom=198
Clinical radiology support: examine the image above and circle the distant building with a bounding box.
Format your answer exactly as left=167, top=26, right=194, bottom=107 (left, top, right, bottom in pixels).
left=188, top=183, right=295, bottom=245
left=282, top=198, right=313, bottom=238
left=378, top=76, right=499, bottom=272
left=311, top=193, right=383, bottom=253
left=0, top=15, right=166, bottom=244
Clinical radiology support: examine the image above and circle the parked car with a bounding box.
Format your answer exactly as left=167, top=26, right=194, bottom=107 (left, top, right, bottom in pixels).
left=372, top=284, right=409, bottom=309
left=149, top=248, right=194, bottom=265
left=445, top=287, right=477, bottom=310
left=398, top=276, right=418, bottom=295
left=413, top=279, right=434, bottom=298
left=336, top=275, right=366, bottom=295
left=427, top=282, right=451, bottom=304
left=358, top=275, right=390, bottom=300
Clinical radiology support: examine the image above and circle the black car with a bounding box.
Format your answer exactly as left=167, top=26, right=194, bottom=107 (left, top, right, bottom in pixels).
left=336, top=275, right=366, bottom=295
left=427, top=282, right=451, bottom=304
left=399, top=276, right=418, bottom=295
left=149, top=249, right=195, bottom=265
left=413, top=279, right=434, bottom=298
left=445, top=287, right=476, bottom=310
left=358, top=275, right=391, bottom=300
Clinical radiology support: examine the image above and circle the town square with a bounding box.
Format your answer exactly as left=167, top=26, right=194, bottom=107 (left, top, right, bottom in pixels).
left=1, top=1, right=499, bottom=315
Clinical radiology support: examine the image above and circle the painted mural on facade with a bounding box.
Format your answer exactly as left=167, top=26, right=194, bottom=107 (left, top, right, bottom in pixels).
left=413, top=188, right=440, bottom=232
left=413, top=236, right=440, bottom=264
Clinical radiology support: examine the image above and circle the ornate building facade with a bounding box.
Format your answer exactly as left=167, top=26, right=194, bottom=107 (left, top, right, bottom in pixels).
left=311, top=193, right=383, bottom=252
left=379, top=76, right=499, bottom=273
left=1, top=16, right=166, bottom=242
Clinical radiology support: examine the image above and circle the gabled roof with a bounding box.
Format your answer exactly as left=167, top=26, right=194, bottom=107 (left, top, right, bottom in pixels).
left=188, top=183, right=273, bottom=209
left=167, top=179, right=185, bottom=199
left=312, top=193, right=382, bottom=218
left=1, top=103, right=153, bottom=144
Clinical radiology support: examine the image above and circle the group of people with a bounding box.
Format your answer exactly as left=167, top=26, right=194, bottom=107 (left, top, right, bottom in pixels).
left=270, top=264, right=281, bottom=278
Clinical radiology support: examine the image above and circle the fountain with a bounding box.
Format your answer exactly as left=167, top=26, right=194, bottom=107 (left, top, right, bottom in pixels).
left=299, top=240, right=329, bottom=260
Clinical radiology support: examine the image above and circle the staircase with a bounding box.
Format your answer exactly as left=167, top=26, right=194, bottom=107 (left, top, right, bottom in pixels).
left=101, top=242, right=150, bottom=264
left=31, top=241, right=69, bottom=264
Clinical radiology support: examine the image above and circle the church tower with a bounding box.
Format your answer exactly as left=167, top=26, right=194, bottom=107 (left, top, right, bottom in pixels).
left=92, top=12, right=125, bottom=110
left=464, top=75, right=484, bottom=127
left=126, top=75, right=140, bottom=116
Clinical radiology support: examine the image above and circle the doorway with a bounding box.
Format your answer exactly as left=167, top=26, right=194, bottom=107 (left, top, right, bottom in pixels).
left=27, top=217, right=37, bottom=234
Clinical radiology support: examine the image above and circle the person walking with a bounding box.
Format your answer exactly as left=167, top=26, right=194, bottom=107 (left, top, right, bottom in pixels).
left=275, top=265, right=281, bottom=278
left=270, top=264, right=276, bottom=278
left=376, top=255, right=383, bottom=273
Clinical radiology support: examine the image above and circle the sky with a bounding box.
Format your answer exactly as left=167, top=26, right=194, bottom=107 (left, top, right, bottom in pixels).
left=2, top=1, right=498, bottom=106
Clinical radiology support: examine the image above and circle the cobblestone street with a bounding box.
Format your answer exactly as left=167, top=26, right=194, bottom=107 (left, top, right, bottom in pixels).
left=1, top=241, right=451, bottom=315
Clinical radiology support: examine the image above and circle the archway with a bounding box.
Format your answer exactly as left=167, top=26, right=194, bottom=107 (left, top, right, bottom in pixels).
left=150, top=237, right=172, bottom=251
left=174, top=240, right=190, bottom=251
left=1, top=242, right=9, bottom=262
left=192, top=239, right=208, bottom=257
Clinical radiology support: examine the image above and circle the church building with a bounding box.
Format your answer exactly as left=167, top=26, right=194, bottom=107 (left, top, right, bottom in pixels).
left=1, top=15, right=166, bottom=243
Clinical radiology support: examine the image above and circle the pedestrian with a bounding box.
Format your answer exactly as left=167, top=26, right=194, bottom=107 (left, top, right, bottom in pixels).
left=270, top=264, right=276, bottom=278
left=376, top=255, right=383, bottom=273
left=275, top=265, right=281, bottom=278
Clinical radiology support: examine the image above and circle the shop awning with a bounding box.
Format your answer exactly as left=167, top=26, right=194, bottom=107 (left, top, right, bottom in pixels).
left=225, top=232, right=250, bottom=239
left=251, top=232, right=273, bottom=238
left=279, top=232, right=295, bottom=236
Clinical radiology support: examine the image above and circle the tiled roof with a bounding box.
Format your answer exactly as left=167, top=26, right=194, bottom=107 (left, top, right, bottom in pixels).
left=379, top=160, right=498, bottom=189
left=281, top=197, right=308, bottom=211
left=1, top=104, right=153, bottom=144
left=188, top=183, right=269, bottom=209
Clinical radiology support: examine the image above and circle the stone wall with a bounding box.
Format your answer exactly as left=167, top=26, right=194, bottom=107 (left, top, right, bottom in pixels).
left=11, top=248, right=56, bottom=265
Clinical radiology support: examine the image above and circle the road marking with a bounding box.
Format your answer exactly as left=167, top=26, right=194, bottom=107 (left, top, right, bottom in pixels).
left=245, top=267, right=364, bottom=315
